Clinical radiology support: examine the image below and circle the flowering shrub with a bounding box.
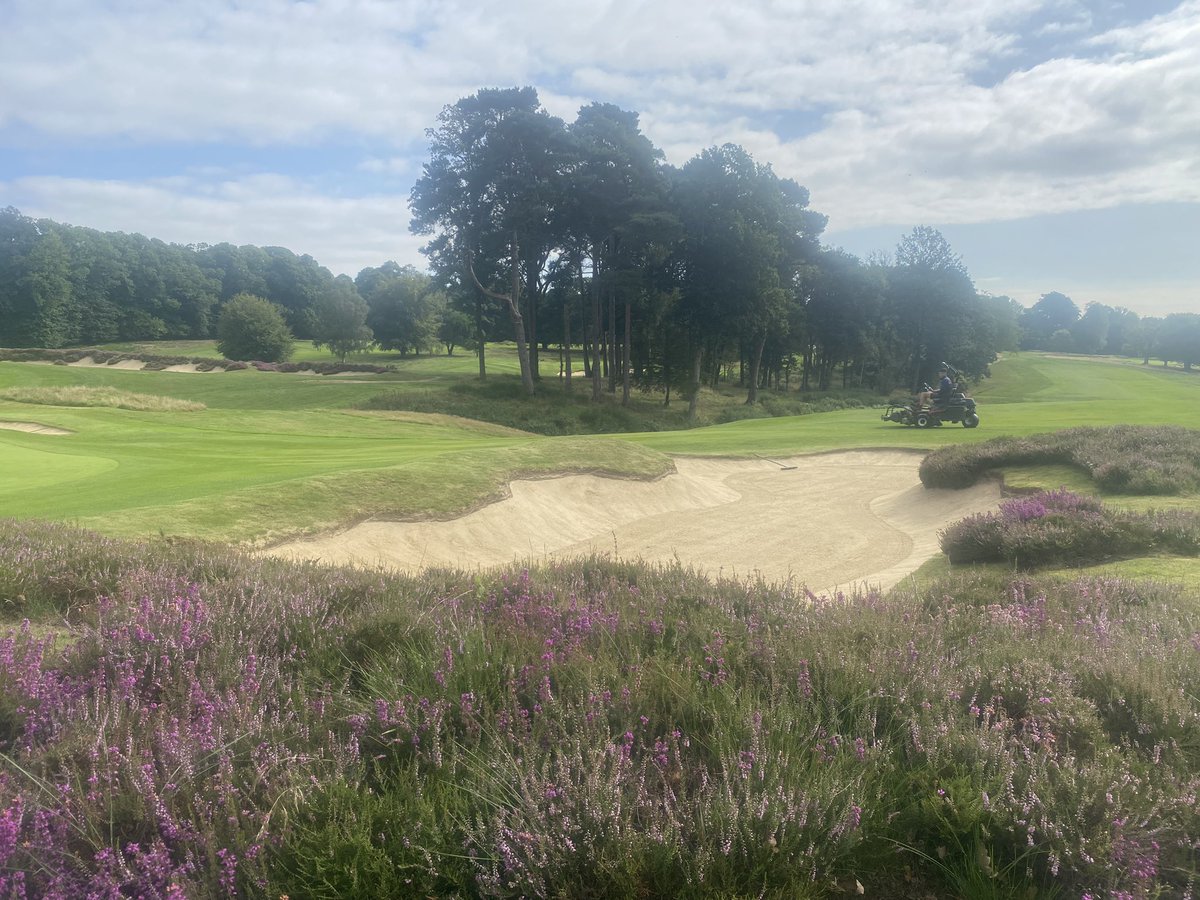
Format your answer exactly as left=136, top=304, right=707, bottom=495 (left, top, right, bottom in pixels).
left=940, top=489, right=1200, bottom=566
left=0, top=520, right=1197, bottom=897
left=920, top=425, right=1200, bottom=494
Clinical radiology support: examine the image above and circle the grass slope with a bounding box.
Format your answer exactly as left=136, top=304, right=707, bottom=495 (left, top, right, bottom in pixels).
left=1, top=351, right=1197, bottom=544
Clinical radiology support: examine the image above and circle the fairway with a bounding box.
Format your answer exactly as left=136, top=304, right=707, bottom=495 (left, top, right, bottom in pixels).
left=2, top=351, right=1198, bottom=559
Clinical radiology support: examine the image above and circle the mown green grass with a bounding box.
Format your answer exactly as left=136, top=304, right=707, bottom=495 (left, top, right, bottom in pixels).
left=2, top=350, right=1198, bottom=546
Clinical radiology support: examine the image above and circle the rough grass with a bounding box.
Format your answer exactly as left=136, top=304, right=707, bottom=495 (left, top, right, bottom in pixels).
left=0, top=520, right=1196, bottom=897
left=358, top=375, right=874, bottom=436
left=920, top=425, right=1200, bottom=495
left=0, top=385, right=206, bottom=412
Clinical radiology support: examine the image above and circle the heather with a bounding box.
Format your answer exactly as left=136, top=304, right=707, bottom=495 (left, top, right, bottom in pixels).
left=1, top=521, right=1198, bottom=897
left=920, top=425, right=1200, bottom=495
left=941, top=488, right=1200, bottom=567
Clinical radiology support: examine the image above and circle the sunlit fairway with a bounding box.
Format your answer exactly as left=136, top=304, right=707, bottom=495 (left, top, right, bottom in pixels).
left=1, top=349, right=1198, bottom=545
left=619, top=353, right=1200, bottom=456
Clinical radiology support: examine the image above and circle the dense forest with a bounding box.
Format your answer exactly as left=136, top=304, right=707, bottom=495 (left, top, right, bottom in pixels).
left=3, top=89, right=1197, bottom=400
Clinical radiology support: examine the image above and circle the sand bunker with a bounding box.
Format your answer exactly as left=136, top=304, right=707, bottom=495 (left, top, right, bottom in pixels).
left=67, top=357, right=146, bottom=370
left=267, top=450, right=1000, bottom=594
left=0, top=421, right=72, bottom=435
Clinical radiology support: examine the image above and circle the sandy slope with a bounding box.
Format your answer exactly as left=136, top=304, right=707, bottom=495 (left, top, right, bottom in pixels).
left=0, top=421, right=72, bottom=435
left=266, top=450, right=1000, bottom=593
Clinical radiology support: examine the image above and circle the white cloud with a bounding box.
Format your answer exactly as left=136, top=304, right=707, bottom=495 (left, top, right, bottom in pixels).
left=2, top=0, right=1198, bottom=311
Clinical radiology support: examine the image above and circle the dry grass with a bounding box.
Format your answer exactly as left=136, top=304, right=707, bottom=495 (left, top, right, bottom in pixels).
left=0, top=386, right=206, bottom=412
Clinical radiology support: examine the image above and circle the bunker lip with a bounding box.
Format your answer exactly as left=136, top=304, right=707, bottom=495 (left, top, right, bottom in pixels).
left=0, top=421, right=73, bottom=435
left=264, top=450, right=1001, bottom=594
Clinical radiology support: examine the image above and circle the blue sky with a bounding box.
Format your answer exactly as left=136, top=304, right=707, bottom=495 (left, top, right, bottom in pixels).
left=2, top=0, right=1198, bottom=317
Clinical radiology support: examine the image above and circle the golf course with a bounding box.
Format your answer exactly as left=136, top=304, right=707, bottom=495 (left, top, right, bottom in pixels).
left=1, top=348, right=1199, bottom=897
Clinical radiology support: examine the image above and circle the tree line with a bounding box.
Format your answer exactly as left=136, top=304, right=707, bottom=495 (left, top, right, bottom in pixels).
left=14, top=85, right=1121, bottom=413
left=1019, top=291, right=1200, bottom=369
left=409, top=87, right=1021, bottom=415
left=0, top=206, right=464, bottom=363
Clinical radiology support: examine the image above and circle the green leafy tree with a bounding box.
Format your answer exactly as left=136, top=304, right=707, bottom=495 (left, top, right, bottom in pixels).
left=411, top=86, right=571, bottom=395
left=358, top=263, right=444, bottom=356
left=886, top=226, right=981, bottom=389
left=802, top=249, right=882, bottom=390
left=1155, top=313, right=1200, bottom=370
left=1071, top=302, right=1113, bottom=355
left=438, top=308, right=475, bottom=356
left=1104, top=307, right=1142, bottom=357
left=11, top=229, right=73, bottom=348
left=310, top=277, right=374, bottom=362
left=565, top=102, right=672, bottom=401
left=216, top=293, right=294, bottom=362
left=673, top=145, right=824, bottom=414
left=1020, top=292, right=1080, bottom=349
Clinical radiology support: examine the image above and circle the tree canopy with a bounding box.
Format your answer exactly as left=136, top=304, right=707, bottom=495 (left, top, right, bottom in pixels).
left=215, top=293, right=294, bottom=362
left=19, top=84, right=1190, bottom=398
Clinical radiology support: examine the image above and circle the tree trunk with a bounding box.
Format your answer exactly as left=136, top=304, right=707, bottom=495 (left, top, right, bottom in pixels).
left=607, top=285, right=617, bottom=394
left=622, top=299, right=631, bottom=405
left=468, top=236, right=533, bottom=395
left=563, top=299, right=572, bottom=394
left=591, top=261, right=604, bottom=403
left=745, top=332, right=766, bottom=404
left=475, top=294, right=486, bottom=380
left=525, top=257, right=540, bottom=382
left=507, top=246, right=534, bottom=395
left=687, top=345, right=703, bottom=422
left=663, top=332, right=672, bottom=405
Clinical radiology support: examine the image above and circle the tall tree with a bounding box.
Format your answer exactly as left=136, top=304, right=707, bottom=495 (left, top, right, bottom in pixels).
left=12, top=229, right=73, bottom=347
left=1071, top=302, right=1113, bottom=355
left=1156, top=313, right=1200, bottom=370
left=886, top=226, right=980, bottom=389
left=309, top=277, right=374, bottom=362
left=673, top=145, right=824, bottom=412
left=565, top=103, right=671, bottom=402
left=410, top=87, right=571, bottom=395
left=359, top=262, right=444, bottom=356
left=1020, top=291, right=1080, bottom=349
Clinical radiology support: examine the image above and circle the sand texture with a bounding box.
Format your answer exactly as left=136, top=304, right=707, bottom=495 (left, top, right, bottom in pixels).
left=266, top=450, right=999, bottom=593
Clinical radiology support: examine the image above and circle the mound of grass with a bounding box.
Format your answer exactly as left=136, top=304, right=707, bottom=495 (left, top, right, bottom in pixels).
left=1, top=521, right=1197, bottom=897
left=361, top=379, right=695, bottom=435
left=0, top=385, right=206, bottom=412
left=920, top=425, right=1200, bottom=494
left=940, top=488, right=1200, bottom=567
left=361, top=377, right=875, bottom=436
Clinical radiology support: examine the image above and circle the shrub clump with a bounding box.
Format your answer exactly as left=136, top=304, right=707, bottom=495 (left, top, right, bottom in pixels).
left=940, top=488, right=1200, bottom=566
left=216, top=293, right=295, bottom=363
left=920, top=425, right=1200, bottom=494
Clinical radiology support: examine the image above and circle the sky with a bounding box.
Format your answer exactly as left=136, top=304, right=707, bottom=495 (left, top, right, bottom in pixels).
left=2, top=0, right=1198, bottom=318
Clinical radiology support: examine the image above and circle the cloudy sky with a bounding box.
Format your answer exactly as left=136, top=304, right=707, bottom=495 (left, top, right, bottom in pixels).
left=2, top=0, right=1198, bottom=316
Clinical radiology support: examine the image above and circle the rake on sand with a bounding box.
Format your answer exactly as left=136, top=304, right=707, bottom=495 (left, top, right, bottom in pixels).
left=754, top=453, right=797, bottom=471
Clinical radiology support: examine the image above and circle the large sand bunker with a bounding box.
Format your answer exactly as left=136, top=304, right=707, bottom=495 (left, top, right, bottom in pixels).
left=267, top=450, right=1000, bottom=594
